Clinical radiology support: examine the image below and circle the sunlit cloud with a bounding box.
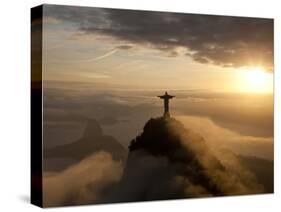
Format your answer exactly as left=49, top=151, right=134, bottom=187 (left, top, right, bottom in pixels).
left=44, top=5, right=274, bottom=71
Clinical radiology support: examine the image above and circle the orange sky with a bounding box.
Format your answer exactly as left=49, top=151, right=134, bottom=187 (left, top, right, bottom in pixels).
left=42, top=5, right=274, bottom=94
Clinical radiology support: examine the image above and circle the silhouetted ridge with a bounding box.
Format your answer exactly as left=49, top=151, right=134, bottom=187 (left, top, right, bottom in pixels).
left=44, top=119, right=127, bottom=171
left=83, top=119, right=103, bottom=137
left=130, top=117, right=183, bottom=151
left=126, top=116, right=227, bottom=196
left=129, top=117, right=222, bottom=167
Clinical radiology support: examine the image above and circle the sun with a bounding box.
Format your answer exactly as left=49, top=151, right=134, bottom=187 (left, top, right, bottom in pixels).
left=238, top=67, right=273, bottom=93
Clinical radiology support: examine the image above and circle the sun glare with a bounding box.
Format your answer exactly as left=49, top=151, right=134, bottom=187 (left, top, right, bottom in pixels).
left=238, top=67, right=273, bottom=93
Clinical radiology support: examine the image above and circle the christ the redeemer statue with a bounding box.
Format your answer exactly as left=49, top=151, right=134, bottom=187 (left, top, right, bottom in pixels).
left=158, top=91, right=175, bottom=117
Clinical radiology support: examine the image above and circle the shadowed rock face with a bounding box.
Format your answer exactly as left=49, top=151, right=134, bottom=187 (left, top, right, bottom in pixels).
left=129, top=117, right=224, bottom=170
left=44, top=119, right=127, bottom=171
left=127, top=117, right=225, bottom=196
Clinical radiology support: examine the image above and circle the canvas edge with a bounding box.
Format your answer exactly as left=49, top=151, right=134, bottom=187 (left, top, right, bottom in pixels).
left=31, top=4, right=43, bottom=208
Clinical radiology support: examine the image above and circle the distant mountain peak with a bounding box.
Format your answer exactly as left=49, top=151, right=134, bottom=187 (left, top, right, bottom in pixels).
left=83, top=119, right=103, bottom=137
left=129, top=116, right=205, bottom=161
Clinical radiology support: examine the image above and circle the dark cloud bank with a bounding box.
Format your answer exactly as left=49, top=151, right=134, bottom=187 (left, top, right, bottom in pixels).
left=45, top=5, right=274, bottom=71
left=43, top=116, right=272, bottom=207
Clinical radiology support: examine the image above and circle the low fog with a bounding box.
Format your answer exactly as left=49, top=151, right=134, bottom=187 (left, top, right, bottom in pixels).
left=43, top=115, right=272, bottom=207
